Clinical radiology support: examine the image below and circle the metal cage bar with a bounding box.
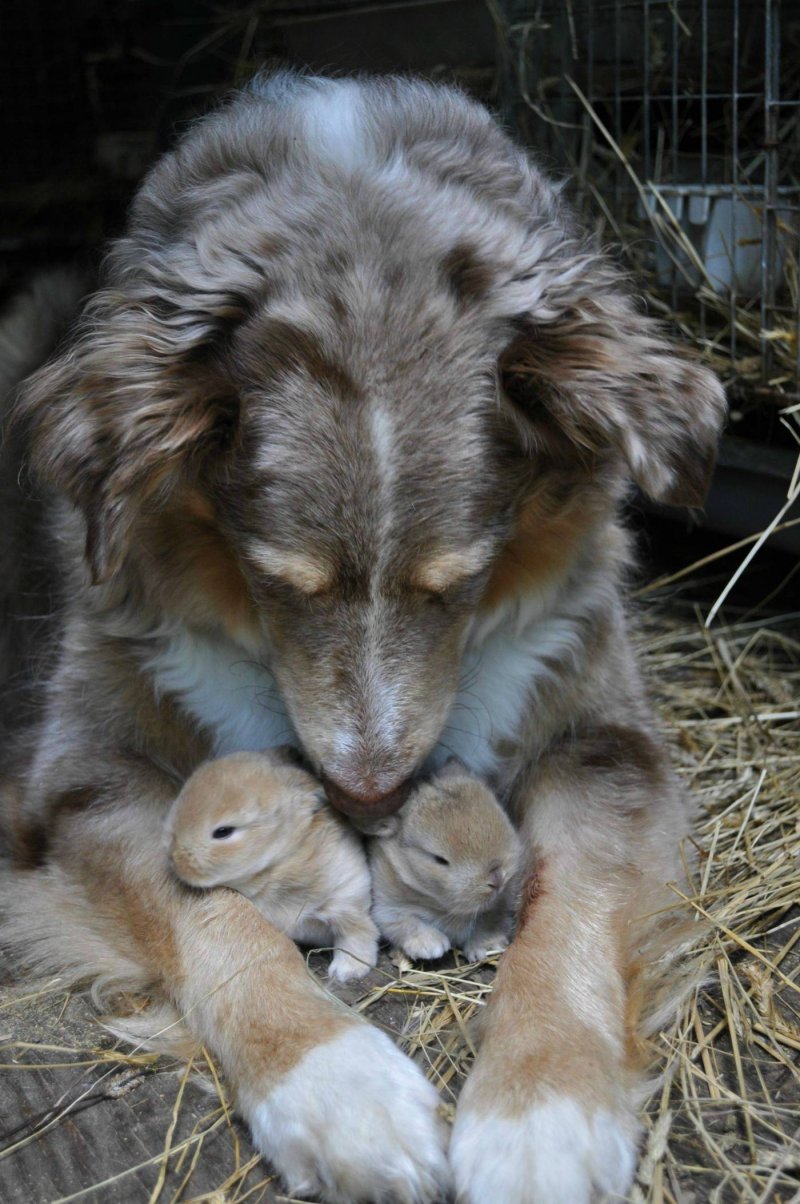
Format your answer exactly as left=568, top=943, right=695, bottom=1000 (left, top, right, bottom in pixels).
left=497, top=0, right=800, bottom=403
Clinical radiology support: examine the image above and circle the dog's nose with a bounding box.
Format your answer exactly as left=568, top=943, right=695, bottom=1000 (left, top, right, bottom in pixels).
left=322, top=774, right=412, bottom=819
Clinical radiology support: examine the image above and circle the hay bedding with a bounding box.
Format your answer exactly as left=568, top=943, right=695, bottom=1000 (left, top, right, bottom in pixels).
left=0, top=569, right=798, bottom=1202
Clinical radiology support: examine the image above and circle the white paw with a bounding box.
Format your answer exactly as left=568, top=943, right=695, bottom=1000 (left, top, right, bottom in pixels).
left=451, top=1093, right=638, bottom=1204
left=462, top=933, right=509, bottom=962
left=328, top=943, right=377, bottom=983
left=247, top=1025, right=449, bottom=1203
left=401, top=927, right=451, bottom=961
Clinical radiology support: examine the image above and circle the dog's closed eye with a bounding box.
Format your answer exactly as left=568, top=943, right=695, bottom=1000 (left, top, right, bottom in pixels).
left=409, top=544, right=495, bottom=596
left=246, top=544, right=334, bottom=596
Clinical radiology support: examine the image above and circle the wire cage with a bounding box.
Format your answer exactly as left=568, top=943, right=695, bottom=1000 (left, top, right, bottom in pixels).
left=495, top=0, right=800, bottom=412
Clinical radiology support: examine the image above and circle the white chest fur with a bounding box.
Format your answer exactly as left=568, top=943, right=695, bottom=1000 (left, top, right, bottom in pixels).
left=425, top=592, right=587, bottom=777
left=146, top=628, right=298, bottom=755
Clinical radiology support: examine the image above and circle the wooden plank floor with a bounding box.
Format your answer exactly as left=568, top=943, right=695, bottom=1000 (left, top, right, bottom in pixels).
left=0, top=945, right=422, bottom=1204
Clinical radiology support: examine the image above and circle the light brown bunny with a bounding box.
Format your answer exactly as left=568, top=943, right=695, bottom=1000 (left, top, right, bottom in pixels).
left=368, top=761, right=522, bottom=962
left=167, top=750, right=379, bottom=983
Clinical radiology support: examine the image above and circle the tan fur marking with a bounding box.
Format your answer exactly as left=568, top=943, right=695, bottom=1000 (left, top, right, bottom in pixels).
left=467, top=907, right=625, bottom=1115
left=516, top=856, right=546, bottom=929
left=248, top=545, right=334, bottom=595
left=623, top=955, right=654, bottom=1075
left=411, top=545, right=493, bottom=593
left=183, top=489, right=217, bottom=524
left=179, top=890, right=349, bottom=1084
left=2, top=780, right=47, bottom=870
left=480, top=499, right=593, bottom=611
left=147, top=503, right=259, bottom=643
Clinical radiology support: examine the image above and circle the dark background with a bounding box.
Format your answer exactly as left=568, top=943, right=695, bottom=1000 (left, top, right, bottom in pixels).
left=2, top=0, right=797, bottom=607
left=1, top=0, right=495, bottom=286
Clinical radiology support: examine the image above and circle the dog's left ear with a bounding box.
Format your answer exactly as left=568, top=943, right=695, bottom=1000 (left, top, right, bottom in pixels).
left=499, top=288, right=727, bottom=507
left=16, top=286, right=241, bottom=583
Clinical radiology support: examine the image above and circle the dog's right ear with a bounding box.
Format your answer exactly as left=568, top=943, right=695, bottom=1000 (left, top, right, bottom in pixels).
left=494, top=217, right=726, bottom=508
left=16, top=286, right=241, bottom=584
left=498, top=296, right=726, bottom=508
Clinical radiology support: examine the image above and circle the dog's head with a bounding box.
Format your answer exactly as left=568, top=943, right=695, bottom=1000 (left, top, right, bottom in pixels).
left=20, top=75, right=725, bottom=818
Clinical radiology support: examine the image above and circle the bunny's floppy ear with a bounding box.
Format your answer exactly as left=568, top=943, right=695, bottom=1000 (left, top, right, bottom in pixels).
left=17, top=281, right=242, bottom=583
left=435, top=758, right=469, bottom=782
left=496, top=227, right=727, bottom=507
left=369, top=816, right=402, bottom=839
left=351, top=814, right=401, bottom=839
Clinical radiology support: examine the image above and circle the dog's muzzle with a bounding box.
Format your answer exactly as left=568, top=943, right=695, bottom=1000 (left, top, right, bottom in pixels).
left=322, top=774, right=412, bottom=819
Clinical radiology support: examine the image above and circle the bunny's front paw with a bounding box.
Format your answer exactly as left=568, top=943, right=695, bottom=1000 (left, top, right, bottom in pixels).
left=399, top=922, right=452, bottom=962
left=329, top=943, right=377, bottom=983
left=462, top=932, right=509, bottom=962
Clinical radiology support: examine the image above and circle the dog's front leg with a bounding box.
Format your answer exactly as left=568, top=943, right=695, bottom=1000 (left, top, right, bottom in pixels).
left=34, top=770, right=449, bottom=1204
left=450, top=726, right=691, bottom=1204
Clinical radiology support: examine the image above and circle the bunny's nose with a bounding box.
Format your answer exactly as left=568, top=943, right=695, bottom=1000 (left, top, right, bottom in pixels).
left=322, top=774, right=412, bottom=820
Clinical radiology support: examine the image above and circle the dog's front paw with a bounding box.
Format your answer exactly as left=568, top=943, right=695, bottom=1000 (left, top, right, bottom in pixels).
left=451, top=1093, right=638, bottom=1204
left=246, top=1024, right=449, bottom=1203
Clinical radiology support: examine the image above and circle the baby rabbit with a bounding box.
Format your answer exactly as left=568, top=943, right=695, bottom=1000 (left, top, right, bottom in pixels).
left=166, top=749, right=379, bottom=983
left=368, top=761, right=522, bottom=963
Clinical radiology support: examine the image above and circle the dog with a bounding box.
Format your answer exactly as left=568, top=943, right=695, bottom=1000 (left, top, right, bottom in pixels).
left=0, top=73, right=725, bottom=1203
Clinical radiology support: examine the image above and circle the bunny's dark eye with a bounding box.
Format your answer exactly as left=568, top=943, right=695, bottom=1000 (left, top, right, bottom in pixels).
left=212, top=825, right=236, bottom=840
left=432, top=853, right=450, bottom=866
